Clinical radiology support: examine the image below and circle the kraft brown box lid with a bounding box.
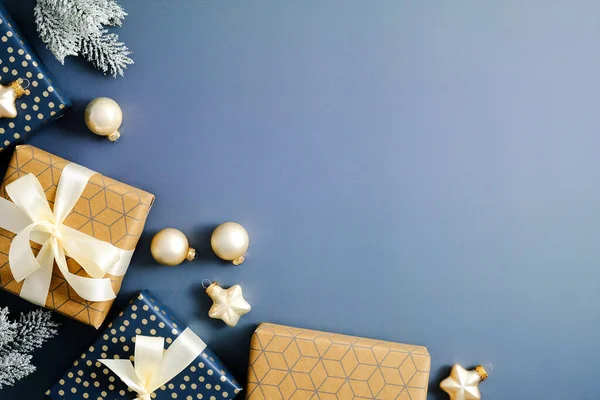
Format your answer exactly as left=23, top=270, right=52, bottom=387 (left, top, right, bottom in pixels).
left=0, top=145, right=154, bottom=328
left=246, top=323, right=431, bottom=400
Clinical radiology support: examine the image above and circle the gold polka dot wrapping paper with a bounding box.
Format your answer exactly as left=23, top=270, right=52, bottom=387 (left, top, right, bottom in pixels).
left=246, top=324, right=431, bottom=400
left=0, top=3, right=70, bottom=150
left=47, top=290, right=243, bottom=400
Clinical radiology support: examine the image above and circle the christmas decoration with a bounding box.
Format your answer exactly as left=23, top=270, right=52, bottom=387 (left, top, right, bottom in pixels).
left=0, top=80, right=28, bottom=119
left=0, top=307, right=59, bottom=389
left=84, top=97, right=123, bottom=141
left=0, top=145, right=154, bottom=328
left=247, top=323, right=431, bottom=399
left=211, top=222, right=249, bottom=265
left=150, top=228, right=196, bottom=266
left=440, top=364, right=490, bottom=400
left=204, top=281, right=251, bottom=327
left=34, top=0, right=133, bottom=77
left=47, top=290, right=242, bottom=400
left=100, top=332, right=207, bottom=400
left=0, top=3, right=70, bottom=150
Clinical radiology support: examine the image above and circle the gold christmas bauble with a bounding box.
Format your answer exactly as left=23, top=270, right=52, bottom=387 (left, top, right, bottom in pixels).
left=211, top=222, right=249, bottom=265
left=84, top=97, right=123, bottom=141
left=150, top=228, right=196, bottom=266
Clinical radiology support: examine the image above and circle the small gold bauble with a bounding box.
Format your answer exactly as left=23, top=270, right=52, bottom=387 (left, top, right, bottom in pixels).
left=150, top=228, right=196, bottom=266
left=211, top=222, right=249, bottom=265
left=84, top=97, right=123, bottom=141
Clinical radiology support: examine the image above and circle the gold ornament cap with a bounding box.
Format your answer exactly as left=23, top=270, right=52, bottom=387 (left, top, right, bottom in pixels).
left=475, top=365, right=489, bottom=381
left=9, top=80, right=26, bottom=98
left=205, top=281, right=219, bottom=297
left=187, top=247, right=197, bottom=261
left=107, top=131, right=121, bottom=142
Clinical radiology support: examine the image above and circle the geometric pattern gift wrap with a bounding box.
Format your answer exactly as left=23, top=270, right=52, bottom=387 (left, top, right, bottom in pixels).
left=46, top=290, right=243, bottom=400
left=246, top=323, right=431, bottom=400
left=0, top=145, right=154, bottom=328
left=0, top=3, right=70, bottom=150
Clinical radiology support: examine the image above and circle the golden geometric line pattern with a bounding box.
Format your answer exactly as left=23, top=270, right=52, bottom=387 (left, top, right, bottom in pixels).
left=0, top=145, right=154, bottom=328
left=246, top=323, right=430, bottom=400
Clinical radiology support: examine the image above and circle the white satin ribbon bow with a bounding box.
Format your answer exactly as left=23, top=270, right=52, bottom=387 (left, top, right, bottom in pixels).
left=100, top=328, right=207, bottom=400
left=0, top=163, right=134, bottom=306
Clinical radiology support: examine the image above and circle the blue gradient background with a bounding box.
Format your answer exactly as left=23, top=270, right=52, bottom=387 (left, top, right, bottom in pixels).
left=1, top=1, right=599, bottom=399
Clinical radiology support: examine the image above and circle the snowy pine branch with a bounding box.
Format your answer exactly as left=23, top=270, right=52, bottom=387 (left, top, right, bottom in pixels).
left=0, top=308, right=17, bottom=350
left=35, top=0, right=133, bottom=77
left=12, top=310, right=60, bottom=354
left=81, top=30, right=133, bottom=78
left=0, top=352, right=35, bottom=389
left=0, top=308, right=59, bottom=389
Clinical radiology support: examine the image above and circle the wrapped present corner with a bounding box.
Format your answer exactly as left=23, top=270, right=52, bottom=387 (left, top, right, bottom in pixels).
left=47, top=290, right=243, bottom=400
left=246, top=323, right=431, bottom=400
left=0, top=145, right=154, bottom=328
left=0, top=3, right=71, bottom=149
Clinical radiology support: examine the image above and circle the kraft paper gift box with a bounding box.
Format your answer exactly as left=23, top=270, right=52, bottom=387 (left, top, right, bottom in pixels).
left=0, top=145, right=154, bottom=328
left=246, top=323, right=431, bottom=400
left=46, top=290, right=243, bottom=400
left=0, top=3, right=70, bottom=149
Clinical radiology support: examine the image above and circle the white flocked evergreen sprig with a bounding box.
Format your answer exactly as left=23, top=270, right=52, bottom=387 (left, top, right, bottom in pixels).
left=34, top=0, right=133, bottom=77
left=0, top=308, right=59, bottom=389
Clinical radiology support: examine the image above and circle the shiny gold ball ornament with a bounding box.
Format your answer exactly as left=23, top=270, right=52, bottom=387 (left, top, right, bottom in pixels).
left=211, top=222, right=249, bottom=265
left=204, top=281, right=251, bottom=327
left=0, top=79, right=28, bottom=118
left=84, top=97, right=123, bottom=141
left=150, top=228, right=197, bottom=266
left=440, top=364, right=491, bottom=400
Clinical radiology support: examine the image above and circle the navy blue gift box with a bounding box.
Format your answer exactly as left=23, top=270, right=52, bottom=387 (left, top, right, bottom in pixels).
left=0, top=3, right=70, bottom=150
left=47, top=290, right=243, bottom=400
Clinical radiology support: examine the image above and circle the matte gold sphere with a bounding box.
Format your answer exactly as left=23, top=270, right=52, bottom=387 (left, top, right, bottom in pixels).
left=84, top=97, right=123, bottom=141
left=150, top=228, right=196, bottom=266
left=211, top=222, right=249, bottom=265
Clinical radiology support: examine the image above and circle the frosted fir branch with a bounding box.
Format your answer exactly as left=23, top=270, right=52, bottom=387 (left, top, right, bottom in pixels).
left=11, top=310, right=60, bottom=354
left=34, top=0, right=80, bottom=63
left=0, top=308, right=58, bottom=389
left=35, top=0, right=133, bottom=77
left=81, top=30, right=133, bottom=77
left=0, top=308, right=17, bottom=351
left=0, top=352, right=35, bottom=389
left=74, top=0, right=127, bottom=27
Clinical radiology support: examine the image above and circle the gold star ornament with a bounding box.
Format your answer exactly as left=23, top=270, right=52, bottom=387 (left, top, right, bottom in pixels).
left=205, top=282, right=251, bottom=327
left=440, top=364, right=489, bottom=400
left=0, top=80, right=27, bottom=118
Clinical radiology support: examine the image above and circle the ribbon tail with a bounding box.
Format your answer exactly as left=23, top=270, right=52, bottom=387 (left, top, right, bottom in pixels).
left=19, top=241, right=54, bottom=306
left=9, top=222, right=53, bottom=282
left=155, top=328, right=207, bottom=390
left=53, top=163, right=96, bottom=223
left=53, top=241, right=117, bottom=302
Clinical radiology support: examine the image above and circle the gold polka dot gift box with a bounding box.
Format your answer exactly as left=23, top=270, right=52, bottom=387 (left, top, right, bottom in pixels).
left=47, top=290, right=243, bottom=400
left=0, top=145, right=154, bottom=328
left=246, top=323, right=431, bottom=400
left=0, top=3, right=70, bottom=150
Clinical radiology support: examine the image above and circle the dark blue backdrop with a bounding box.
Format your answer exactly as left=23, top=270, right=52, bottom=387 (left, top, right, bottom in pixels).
left=1, top=1, right=598, bottom=399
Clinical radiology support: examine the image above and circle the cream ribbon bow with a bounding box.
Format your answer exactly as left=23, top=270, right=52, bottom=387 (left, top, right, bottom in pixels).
left=0, top=163, right=134, bottom=306
left=100, top=328, right=207, bottom=400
